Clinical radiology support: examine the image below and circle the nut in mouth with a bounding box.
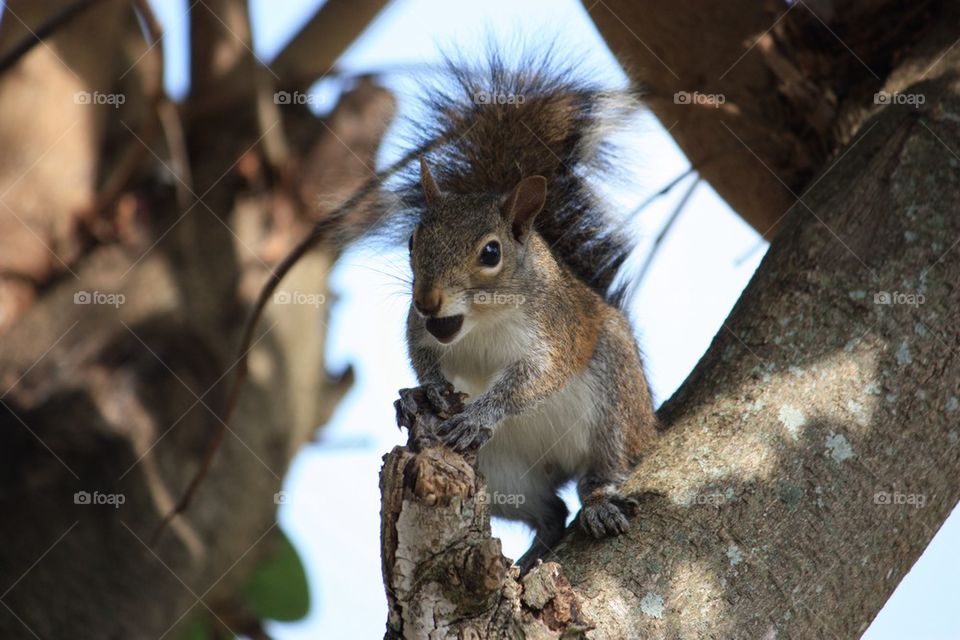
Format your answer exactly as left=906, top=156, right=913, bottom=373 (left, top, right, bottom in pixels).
left=425, top=314, right=464, bottom=343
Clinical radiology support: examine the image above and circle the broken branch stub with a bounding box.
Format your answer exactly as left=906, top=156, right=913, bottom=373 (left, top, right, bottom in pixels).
left=381, top=384, right=592, bottom=638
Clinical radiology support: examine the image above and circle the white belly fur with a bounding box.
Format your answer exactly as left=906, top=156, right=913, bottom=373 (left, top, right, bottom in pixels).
left=436, top=312, right=598, bottom=501
left=455, top=368, right=598, bottom=510
left=483, top=371, right=596, bottom=467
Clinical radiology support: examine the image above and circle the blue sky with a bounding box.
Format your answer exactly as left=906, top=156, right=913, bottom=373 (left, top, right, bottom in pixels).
left=143, top=1, right=960, bottom=637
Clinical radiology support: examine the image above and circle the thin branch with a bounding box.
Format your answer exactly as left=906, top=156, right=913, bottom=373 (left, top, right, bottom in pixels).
left=135, top=0, right=194, bottom=208
left=733, top=237, right=769, bottom=267
left=326, top=61, right=446, bottom=81
left=635, top=175, right=700, bottom=283
left=271, top=0, right=391, bottom=89
left=130, top=0, right=162, bottom=95
left=254, top=64, right=292, bottom=172
left=626, top=165, right=696, bottom=219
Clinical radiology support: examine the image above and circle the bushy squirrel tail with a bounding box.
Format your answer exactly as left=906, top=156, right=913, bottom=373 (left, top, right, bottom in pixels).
left=393, top=47, right=643, bottom=304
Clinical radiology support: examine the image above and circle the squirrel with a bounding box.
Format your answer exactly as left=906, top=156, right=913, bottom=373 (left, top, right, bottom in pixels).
left=394, top=51, right=659, bottom=573
left=166, top=49, right=660, bottom=564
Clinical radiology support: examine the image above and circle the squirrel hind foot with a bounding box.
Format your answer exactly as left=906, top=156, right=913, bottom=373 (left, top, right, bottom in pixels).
left=579, top=494, right=638, bottom=539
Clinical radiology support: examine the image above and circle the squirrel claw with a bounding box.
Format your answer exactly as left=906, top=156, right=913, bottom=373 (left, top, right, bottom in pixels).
left=436, top=412, right=492, bottom=452
left=424, top=382, right=452, bottom=413
left=610, top=494, right=641, bottom=516
left=394, top=383, right=468, bottom=449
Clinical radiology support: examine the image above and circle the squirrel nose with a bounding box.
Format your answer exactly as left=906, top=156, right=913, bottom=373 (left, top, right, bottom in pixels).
left=414, top=288, right=443, bottom=316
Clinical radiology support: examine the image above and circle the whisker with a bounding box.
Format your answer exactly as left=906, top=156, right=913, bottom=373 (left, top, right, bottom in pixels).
left=343, top=262, right=414, bottom=286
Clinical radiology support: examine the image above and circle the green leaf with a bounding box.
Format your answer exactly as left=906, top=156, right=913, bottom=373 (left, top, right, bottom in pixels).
left=176, top=615, right=213, bottom=640
left=242, top=530, right=311, bottom=622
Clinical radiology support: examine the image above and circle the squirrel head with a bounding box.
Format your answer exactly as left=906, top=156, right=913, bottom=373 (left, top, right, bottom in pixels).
left=409, top=158, right=547, bottom=345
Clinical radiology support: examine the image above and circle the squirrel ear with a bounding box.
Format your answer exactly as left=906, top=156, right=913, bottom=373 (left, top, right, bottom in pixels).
left=419, top=157, right=442, bottom=206
left=503, top=176, right=547, bottom=242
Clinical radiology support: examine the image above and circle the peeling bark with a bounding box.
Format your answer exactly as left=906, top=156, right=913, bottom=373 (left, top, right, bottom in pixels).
left=382, top=386, right=593, bottom=638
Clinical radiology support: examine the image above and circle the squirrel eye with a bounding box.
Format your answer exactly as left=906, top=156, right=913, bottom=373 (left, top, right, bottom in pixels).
left=479, top=240, right=501, bottom=267
left=408, top=234, right=414, bottom=254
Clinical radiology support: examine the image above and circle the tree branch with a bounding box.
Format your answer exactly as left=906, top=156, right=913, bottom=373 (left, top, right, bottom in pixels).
left=0, top=0, right=107, bottom=74
left=271, top=0, right=391, bottom=90
left=379, top=13, right=960, bottom=636
left=583, top=0, right=944, bottom=235
left=189, top=0, right=256, bottom=101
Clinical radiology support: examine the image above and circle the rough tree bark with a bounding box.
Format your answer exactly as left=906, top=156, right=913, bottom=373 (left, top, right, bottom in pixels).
left=0, top=1, right=391, bottom=637
left=379, top=4, right=960, bottom=638
left=585, top=0, right=942, bottom=235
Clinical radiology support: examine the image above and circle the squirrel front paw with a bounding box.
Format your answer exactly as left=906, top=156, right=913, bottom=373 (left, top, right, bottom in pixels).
left=435, top=411, right=492, bottom=452
left=580, top=495, right=638, bottom=538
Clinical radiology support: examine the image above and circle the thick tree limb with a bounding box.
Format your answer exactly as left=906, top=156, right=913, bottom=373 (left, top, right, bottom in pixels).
left=0, top=0, right=106, bottom=74
left=584, top=0, right=943, bottom=235
left=189, top=0, right=256, bottom=101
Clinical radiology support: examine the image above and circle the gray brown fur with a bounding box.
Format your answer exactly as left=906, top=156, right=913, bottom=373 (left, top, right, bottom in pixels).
left=393, top=50, right=640, bottom=304
left=400, top=58, right=659, bottom=571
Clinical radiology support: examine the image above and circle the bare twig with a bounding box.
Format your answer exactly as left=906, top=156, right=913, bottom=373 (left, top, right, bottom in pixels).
left=626, top=166, right=696, bottom=219
left=130, top=0, right=162, bottom=94
left=635, top=175, right=700, bottom=283
left=139, top=0, right=194, bottom=207
left=325, top=61, right=446, bottom=81
left=733, top=239, right=768, bottom=267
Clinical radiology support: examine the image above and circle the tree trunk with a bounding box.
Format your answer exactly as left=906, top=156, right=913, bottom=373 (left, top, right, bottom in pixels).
left=0, top=1, right=391, bottom=637
left=379, top=8, right=960, bottom=638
